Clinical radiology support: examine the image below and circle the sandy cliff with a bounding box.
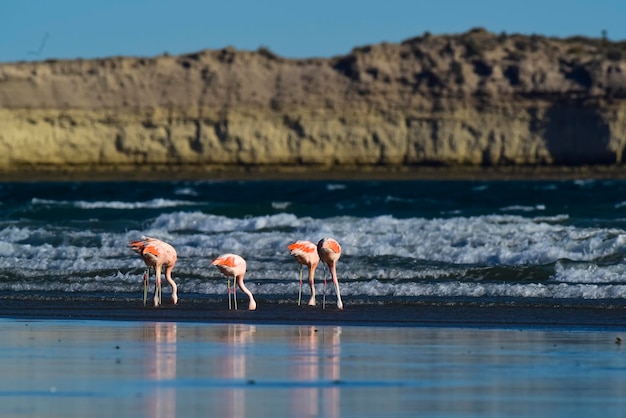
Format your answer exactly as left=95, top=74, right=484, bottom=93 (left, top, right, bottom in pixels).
left=2, top=28, right=626, bottom=179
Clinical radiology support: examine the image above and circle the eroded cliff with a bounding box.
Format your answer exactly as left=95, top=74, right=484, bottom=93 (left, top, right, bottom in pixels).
left=2, top=28, right=626, bottom=178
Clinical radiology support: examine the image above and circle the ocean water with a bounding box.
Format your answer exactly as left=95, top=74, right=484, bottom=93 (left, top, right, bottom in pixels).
left=2, top=179, right=626, bottom=325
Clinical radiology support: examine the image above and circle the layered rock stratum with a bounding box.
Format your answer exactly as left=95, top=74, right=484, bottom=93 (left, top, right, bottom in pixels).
left=2, top=28, right=626, bottom=179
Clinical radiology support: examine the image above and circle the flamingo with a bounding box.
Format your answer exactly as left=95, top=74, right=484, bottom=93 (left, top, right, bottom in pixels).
left=212, top=253, right=257, bottom=310
left=287, top=240, right=320, bottom=306
left=129, top=236, right=178, bottom=307
left=317, top=237, right=344, bottom=310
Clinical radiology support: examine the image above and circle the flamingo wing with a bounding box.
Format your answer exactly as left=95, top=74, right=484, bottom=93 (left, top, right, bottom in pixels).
left=212, top=254, right=238, bottom=267
left=325, top=239, right=341, bottom=255
left=289, top=240, right=320, bottom=266
left=318, top=238, right=341, bottom=255
left=212, top=253, right=246, bottom=277
left=288, top=240, right=316, bottom=253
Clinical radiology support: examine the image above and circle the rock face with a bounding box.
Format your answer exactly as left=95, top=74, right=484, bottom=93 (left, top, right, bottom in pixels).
left=2, top=28, right=626, bottom=177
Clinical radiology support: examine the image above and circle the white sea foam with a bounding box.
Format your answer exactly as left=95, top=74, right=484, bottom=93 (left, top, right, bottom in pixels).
left=574, top=179, right=597, bottom=187
left=472, top=185, right=489, bottom=192
left=384, top=196, right=415, bottom=204
left=174, top=187, right=200, bottom=197
left=3, top=211, right=626, bottom=297
left=4, top=272, right=625, bottom=300
left=31, top=198, right=199, bottom=209
left=532, top=214, right=569, bottom=223
left=551, top=261, right=626, bottom=284
left=150, top=212, right=302, bottom=234
left=271, top=201, right=291, bottom=210
left=8, top=212, right=626, bottom=269
left=500, top=204, right=546, bottom=212
left=347, top=280, right=626, bottom=299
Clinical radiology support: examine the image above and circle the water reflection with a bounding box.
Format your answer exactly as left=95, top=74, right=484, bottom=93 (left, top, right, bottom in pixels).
left=291, top=326, right=342, bottom=418
left=5, top=319, right=625, bottom=417
left=143, top=322, right=177, bottom=418
left=216, top=324, right=256, bottom=418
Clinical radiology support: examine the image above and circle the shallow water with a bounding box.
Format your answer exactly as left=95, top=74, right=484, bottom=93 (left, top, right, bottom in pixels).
left=1, top=319, right=625, bottom=418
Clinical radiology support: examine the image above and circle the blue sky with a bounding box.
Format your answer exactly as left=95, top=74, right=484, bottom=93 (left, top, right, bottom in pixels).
left=0, top=0, right=624, bottom=63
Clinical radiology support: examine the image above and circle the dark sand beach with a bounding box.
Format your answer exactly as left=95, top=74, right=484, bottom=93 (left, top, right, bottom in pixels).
left=2, top=295, right=626, bottom=329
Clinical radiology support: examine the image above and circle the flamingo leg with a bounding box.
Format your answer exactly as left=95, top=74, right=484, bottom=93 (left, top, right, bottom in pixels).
left=333, top=277, right=343, bottom=310
left=154, top=264, right=163, bottom=307
left=298, top=265, right=303, bottom=306
left=233, top=279, right=238, bottom=311
left=308, top=264, right=317, bottom=306
left=329, top=262, right=343, bottom=310
left=155, top=282, right=162, bottom=307
left=323, top=267, right=327, bottom=310
left=227, top=277, right=232, bottom=310
left=143, top=268, right=149, bottom=306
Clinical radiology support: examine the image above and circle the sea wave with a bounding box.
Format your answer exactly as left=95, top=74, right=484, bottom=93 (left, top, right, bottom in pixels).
left=2, top=212, right=626, bottom=266
left=4, top=273, right=626, bottom=301
left=3, top=179, right=626, bottom=304
left=31, top=198, right=200, bottom=209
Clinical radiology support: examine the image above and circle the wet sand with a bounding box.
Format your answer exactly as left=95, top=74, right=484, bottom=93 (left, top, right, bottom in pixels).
left=2, top=294, right=626, bottom=329
left=1, top=318, right=626, bottom=417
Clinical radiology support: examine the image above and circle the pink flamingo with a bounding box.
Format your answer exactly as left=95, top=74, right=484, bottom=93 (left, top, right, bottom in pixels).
left=317, top=237, right=344, bottom=310
left=129, top=236, right=178, bottom=307
left=212, top=253, right=257, bottom=310
left=288, top=240, right=320, bottom=306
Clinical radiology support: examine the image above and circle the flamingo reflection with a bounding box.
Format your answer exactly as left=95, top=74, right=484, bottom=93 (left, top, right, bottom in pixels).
left=143, top=322, right=178, bottom=418
left=216, top=324, right=256, bottom=418
left=291, top=326, right=342, bottom=418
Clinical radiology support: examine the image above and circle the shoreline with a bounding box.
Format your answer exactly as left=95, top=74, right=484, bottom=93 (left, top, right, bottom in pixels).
left=4, top=164, right=626, bottom=182
left=2, top=295, right=626, bottom=330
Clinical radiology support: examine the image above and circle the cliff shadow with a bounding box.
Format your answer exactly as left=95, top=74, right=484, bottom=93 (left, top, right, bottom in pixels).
left=544, top=104, right=614, bottom=165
